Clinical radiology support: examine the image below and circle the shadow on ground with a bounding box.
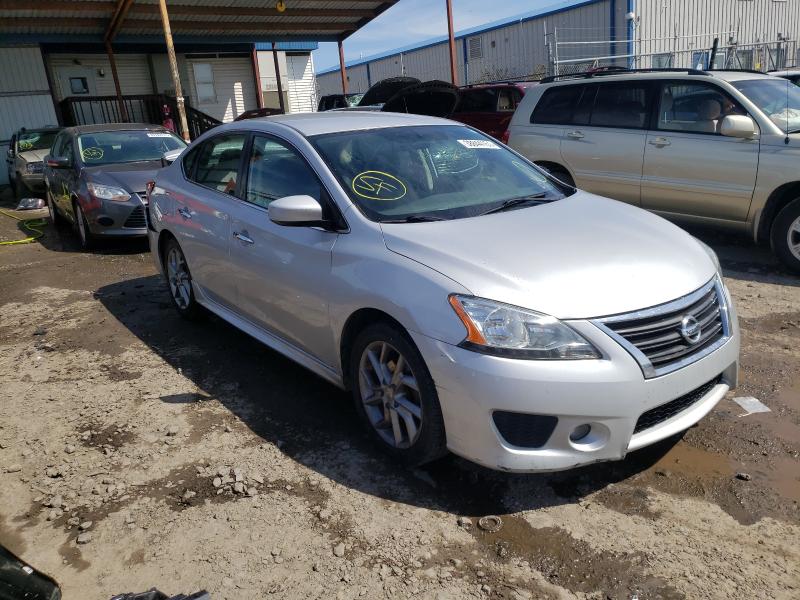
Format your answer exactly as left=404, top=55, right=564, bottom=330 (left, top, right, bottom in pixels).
left=96, top=274, right=685, bottom=519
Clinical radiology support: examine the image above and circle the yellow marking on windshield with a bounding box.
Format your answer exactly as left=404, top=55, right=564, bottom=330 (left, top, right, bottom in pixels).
left=82, top=147, right=104, bottom=160
left=352, top=171, right=407, bottom=201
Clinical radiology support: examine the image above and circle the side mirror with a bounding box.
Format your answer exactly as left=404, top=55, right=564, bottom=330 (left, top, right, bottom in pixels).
left=46, top=156, right=70, bottom=169
left=163, top=148, right=184, bottom=165
left=268, top=195, right=325, bottom=227
left=720, top=115, right=758, bottom=139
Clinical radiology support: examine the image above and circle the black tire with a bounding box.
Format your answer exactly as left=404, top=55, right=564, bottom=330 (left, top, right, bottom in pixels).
left=47, top=189, right=64, bottom=228
left=349, top=322, right=447, bottom=466
left=162, top=237, right=204, bottom=320
left=770, top=197, right=800, bottom=273
left=73, top=201, right=94, bottom=250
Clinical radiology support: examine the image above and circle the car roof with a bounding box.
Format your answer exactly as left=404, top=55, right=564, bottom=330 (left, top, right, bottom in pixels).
left=541, top=69, right=778, bottom=86
left=66, top=122, right=173, bottom=135
left=17, top=127, right=61, bottom=134
left=241, top=111, right=460, bottom=137
left=459, top=81, right=538, bottom=90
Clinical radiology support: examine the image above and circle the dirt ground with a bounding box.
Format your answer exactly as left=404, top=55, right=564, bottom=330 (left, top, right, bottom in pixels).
left=0, top=191, right=798, bottom=600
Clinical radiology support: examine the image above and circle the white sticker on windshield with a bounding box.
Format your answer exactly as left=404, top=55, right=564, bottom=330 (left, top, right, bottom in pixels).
left=457, top=139, right=500, bottom=150
left=147, top=132, right=173, bottom=138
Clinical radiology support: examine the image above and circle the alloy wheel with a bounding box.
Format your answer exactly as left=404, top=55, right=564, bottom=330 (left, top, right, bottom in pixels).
left=166, top=246, right=192, bottom=310
left=358, top=341, right=423, bottom=449
left=788, top=215, right=800, bottom=262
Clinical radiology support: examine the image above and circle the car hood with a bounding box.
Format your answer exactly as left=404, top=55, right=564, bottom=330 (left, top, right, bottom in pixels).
left=83, top=161, right=162, bottom=193
left=380, top=192, right=717, bottom=319
left=18, top=149, right=49, bottom=163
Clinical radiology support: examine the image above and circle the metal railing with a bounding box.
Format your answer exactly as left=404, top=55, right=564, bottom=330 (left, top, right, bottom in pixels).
left=60, top=94, right=221, bottom=140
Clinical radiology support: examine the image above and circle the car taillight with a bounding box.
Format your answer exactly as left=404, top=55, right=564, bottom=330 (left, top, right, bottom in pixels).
left=501, top=129, right=511, bottom=145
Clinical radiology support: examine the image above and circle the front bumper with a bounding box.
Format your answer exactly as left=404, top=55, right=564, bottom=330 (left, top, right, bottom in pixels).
left=82, top=196, right=148, bottom=238
left=411, top=298, right=740, bottom=473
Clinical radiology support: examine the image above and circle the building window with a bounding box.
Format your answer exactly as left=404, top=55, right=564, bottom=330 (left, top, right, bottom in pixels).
left=69, top=77, right=89, bottom=95
left=468, top=37, right=483, bottom=60
left=652, top=53, right=673, bottom=68
left=192, top=63, right=216, bottom=104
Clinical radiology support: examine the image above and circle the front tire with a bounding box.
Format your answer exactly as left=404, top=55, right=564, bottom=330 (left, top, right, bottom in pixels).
left=74, top=202, right=94, bottom=250
left=349, top=322, right=447, bottom=466
left=48, top=190, right=64, bottom=227
left=163, top=237, right=203, bottom=320
left=771, top=197, right=800, bottom=273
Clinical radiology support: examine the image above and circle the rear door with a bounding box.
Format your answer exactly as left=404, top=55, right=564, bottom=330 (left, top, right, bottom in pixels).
left=558, top=80, right=654, bottom=205
left=640, top=80, right=758, bottom=221
left=226, top=133, right=340, bottom=366
left=172, top=132, right=247, bottom=309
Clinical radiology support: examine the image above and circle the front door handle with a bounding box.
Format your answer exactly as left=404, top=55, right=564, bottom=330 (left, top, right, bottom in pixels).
left=649, top=137, right=671, bottom=147
left=177, top=207, right=192, bottom=220
left=567, top=130, right=585, bottom=139
left=233, top=231, right=254, bottom=245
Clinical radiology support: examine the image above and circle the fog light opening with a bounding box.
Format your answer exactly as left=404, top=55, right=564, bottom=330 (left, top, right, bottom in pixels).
left=569, top=424, right=592, bottom=443
left=97, top=216, right=114, bottom=227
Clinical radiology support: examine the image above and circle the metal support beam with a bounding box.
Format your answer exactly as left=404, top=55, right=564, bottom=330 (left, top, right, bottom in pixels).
left=105, top=0, right=134, bottom=42
left=105, top=40, right=129, bottom=122
left=252, top=47, right=264, bottom=109
left=446, top=0, right=458, bottom=86
left=338, top=40, right=348, bottom=94
left=271, top=42, right=286, bottom=114
left=157, top=0, right=190, bottom=141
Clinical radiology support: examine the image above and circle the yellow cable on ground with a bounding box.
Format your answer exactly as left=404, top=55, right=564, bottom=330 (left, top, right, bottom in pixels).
left=0, top=209, right=47, bottom=246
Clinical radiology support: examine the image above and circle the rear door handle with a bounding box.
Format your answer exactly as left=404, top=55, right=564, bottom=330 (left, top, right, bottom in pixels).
left=177, top=207, right=192, bottom=220
left=649, top=137, right=671, bottom=147
left=233, top=231, right=254, bottom=245
left=567, top=130, right=585, bottom=139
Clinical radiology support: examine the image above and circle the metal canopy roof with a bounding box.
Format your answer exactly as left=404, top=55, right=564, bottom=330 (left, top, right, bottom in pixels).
left=0, top=0, right=399, bottom=43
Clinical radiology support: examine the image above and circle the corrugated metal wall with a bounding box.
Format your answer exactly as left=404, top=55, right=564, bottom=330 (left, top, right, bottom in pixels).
left=0, top=46, right=58, bottom=186
left=185, top=56, right=257, bottom=122
left=316, top=1, right=613, bottom=96
left=286, top=53, right=317, bottom=113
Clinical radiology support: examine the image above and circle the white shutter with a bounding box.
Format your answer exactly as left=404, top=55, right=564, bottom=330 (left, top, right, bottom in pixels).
left=286, top=53, right=316, bottom=113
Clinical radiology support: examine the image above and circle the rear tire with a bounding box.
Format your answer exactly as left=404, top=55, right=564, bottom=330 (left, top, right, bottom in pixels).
left=771, top=197, right=800, bottom=273
left=349, top=322, right=447, bottom=466
left=163, top=237, right=203, bottom=320
left=74, top=201, right=94, bottom=250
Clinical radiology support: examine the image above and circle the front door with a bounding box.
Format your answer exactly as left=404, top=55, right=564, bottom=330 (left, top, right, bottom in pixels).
left=640, top=81, right=759, bottom=222
left=559, top=81, right=654, bottom=206
left=227, top=134, right=339, bottom=366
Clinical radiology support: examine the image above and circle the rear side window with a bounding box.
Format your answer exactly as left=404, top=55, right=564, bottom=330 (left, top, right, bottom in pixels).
left=188, top=134, right=246, bottom=195
left=590, top=82, right=651, bottom=129
left=457, top=88, right=498, bottom=112
left=531, top=85, right=584, bottom=124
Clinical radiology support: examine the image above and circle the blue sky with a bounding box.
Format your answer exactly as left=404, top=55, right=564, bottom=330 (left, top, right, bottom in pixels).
left=313, top=0, right=541, bottom=73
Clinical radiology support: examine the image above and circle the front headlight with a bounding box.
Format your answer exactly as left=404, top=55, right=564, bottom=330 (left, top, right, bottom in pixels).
left=25, top=161, right=43, bottom=174
left=448, top=295, right=601, bottom=360
left=87, top=182, right=130, bottom=202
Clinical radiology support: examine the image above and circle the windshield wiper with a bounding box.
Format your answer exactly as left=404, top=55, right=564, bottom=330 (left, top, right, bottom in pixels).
left=478, top=193, right=550, bottom=216
left=381, top=215, right=447, bottom=223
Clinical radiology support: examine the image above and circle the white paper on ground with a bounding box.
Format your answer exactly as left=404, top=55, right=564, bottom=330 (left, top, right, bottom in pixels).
left=732, top=396, right=771, bottom=416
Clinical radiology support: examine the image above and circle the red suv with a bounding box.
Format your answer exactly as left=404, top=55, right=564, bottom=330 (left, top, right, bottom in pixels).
left=450, top=82, right=537, bottom=141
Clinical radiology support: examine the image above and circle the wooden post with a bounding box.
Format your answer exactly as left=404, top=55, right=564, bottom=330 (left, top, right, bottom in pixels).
left=157, top=0, right=190, bottom=141
left=105, top=41, right=129, bottom=122
left=446, top=0, right=459, bottom=86
left=271, top=42, right=286, bottom=113
left=338, top=39, right=348, bottom=94
left=251, top=47, right=264, bottom=109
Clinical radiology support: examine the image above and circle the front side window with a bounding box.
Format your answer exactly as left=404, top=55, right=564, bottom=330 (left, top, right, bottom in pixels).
left=77, top=130, right=186, bottom=166
left=590, top=82, right=651, bottom=129
left=189, top=134, right=246, bottom=194
left=731, top=78, right=800, bottom=133
left=245, top=136, right=321, bottom=209
left=658, top=82, right=746, bottom=134
left=312, top=125, right=565, bottom=223
left=192, top=63, right=216, bottom=104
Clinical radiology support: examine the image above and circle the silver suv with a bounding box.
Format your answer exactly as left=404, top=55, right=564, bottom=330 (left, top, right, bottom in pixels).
left=508, top=70, right=800, bottom=271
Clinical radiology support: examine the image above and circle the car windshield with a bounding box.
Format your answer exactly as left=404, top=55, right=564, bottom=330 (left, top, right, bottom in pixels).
left=17, top=130, right=58, bottom=152
left=77, top=130, right=186, bottom=166
left=732, top=78, right=800, bottom=133
left=311, top=125, right=566, bottom=222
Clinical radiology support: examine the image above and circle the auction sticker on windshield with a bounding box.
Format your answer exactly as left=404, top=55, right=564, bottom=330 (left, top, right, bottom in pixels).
left=352, top=171, right=407, bottom=201
left=457, top=139, right=500, bottom=149
left=147, top=133, right=174, bottom=138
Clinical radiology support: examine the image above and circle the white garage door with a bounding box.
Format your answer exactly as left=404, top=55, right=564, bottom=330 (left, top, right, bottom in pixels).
left=187, top=56, right=258, bottom=123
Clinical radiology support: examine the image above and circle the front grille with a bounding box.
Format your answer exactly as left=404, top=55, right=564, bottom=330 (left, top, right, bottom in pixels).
left=492, top=411, right=558, bottom=448
left=633, top=375, right=721, bottom=434
left=594, top=278, right=729, bottom=378
left=123, top=205, right=147, bottom=229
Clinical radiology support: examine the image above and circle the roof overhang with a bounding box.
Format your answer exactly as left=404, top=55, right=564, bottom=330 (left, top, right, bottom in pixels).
left=0, top=0, right=399, bottom=45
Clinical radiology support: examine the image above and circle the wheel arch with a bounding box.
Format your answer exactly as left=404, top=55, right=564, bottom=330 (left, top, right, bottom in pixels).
left=339, top=308, right=409, bottom=391
left=157, top=229, right=178, bottom=268
left=756, top=182, right=800, bottom=244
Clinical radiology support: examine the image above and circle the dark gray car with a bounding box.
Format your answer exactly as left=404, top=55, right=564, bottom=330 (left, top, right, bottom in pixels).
left=45, top=123, right=186, bottom=249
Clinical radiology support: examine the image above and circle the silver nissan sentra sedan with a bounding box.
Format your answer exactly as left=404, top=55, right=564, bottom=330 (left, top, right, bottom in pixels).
left=147, top=112, right=740, bottom=472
